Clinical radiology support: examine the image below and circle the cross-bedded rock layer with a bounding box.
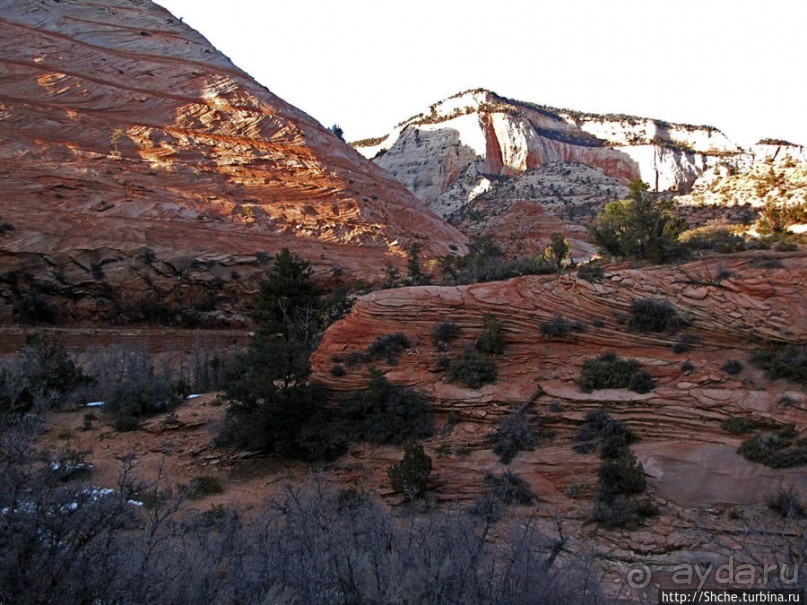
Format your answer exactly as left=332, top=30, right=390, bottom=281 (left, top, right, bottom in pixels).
left=0, top=0, right=465, bottom=325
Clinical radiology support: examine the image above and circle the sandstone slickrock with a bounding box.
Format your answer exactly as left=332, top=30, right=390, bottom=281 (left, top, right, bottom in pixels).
left=0, top=0, right=465, bottom=325
left=312, top=250, right=807, bottom=596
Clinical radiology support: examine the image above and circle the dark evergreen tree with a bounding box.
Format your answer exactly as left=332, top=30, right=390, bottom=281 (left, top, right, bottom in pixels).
left=223, top=248, right=331, bottom=458
left=588, top=180, right=686, bottom=263
left=406, top=242, right=431, bottom=286
left=388, top=442, right=432, bottom=500
left=252, top=247, right=322, bottom=340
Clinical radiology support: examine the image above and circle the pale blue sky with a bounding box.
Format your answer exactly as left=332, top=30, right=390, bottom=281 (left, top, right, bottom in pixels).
left=157, top=0, right=806, bottom=148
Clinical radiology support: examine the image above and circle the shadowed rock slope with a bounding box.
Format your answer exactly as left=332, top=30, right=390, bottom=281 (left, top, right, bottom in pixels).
left=0, top=0, right=465, bottom=325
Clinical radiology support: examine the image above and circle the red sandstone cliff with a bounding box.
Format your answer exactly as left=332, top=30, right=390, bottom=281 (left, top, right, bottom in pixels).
left=0, top=0, right=465, bottom=325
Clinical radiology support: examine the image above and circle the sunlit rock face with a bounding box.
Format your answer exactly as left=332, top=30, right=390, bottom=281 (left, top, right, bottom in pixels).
left=0, top=0, right=466, bottom=324
left=353, top=89, right=806, bottom=259
left=353, top=89, right=741, bottom=208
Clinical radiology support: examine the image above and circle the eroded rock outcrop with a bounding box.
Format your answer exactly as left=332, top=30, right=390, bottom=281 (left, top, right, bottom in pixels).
left=312, top=250, right=807, bottom=596
left=0, top=0, right=466, bottom=325
left=353, top=89, right=807, bottom=260
left=353, top=89, right=741, bottom=206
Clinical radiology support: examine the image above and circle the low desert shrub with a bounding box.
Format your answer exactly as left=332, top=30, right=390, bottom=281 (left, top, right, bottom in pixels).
left=579, top=352, right=653, bottom=393
left=577, top=262, right=604, bottom=283
left=629, top=297, right=687, bottom=333
left=679, top=225, right=746, bottom=253
left=484, top=471, right=535, bottom=506
left=540, top=314, right=586, bottom=339
left=341, top=369, right=433, bottom=444
left=673, top=333, right=702, bottom=354
left=432, top=321, right=459, bottom=350
left=591, top=449, right=655, bottom=529
left=476, top=314, right=505, bottom=355
left=0, top=335, right=90, bottom=415
left=366, top=333, right=411, bottom=364
left=628, top=370, right=656, bottom=394
left=722, top=416, right=767, bottom=435
left=575, top=409, right=635, bottom=458
left=448, top=348, right=497, bottom=389
left=751, top=344, right=807, bottom=385
left=329, top=364, right=346, bottom=377
left=491, top=409, right=538, bottom=463
left=738, top=426, right=807, bottom=468
left=387, top=442, right=432, bottom=501
left=96, top=348, right=178, bottom=422
left=333, top=333, right=411, bottom=368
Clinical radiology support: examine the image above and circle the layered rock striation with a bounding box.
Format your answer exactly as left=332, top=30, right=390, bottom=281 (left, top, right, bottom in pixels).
left=353, top=89, right=741, bottom=207
left=312, top=249, right=806, bottom=510
left=353, top=89, right=807, bottom=258
left=0, top=0, right=465, bottom=325
left=311, top=249, right=807, bottom=596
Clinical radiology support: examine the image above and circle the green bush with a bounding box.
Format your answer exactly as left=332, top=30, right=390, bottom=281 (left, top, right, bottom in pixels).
left=579, top=352, right=652, bottom=393
left=329, top=364, right=346, bottom=377
left=437, top=235, right=555, bottom=285
left=112, top=415, right=141, bottom=432
left=366, top=333, right=411, bottom=364
left=738, top=426, right=807, bottom=468
left=592, top=449, right=655, bottom=529
left=387, top=442, right=432, bottom=501
left=588, top=179, right=686, bottom=263
left=592, top=494, right=657, bottom=529
left=679, top=225, right=746, bottom=252
left=721, top=416, right=767, bottom=435
left=629, top=298, right=687, bottom=333
left=774, top=239, right=798, bottom=252
left=476, top=314, right=505, bottom=355
left=575, top=409, right=636, bottom=459
left=540, top=315, right=586, bottom=339
left=491, top=409, right=538, bottom=463
left=448, top=349, right=497, bottom=389
left=673, top=333, right=702, bottom=354
left=484, top=471, right=535, bottom=506
left=0, top=335, right=90, bottom=414
left=334, top=333, right=412, bottom=368
left=432, top=321, right=459, bottom=350
left=751, top=344, right=807, bottom=385
left=341, top=369, right=433, bottom=444
left=628, top=370, right=656, bottom=394
left=100, top=349, right=178, bottom=422
left=721, top=360, right=743, bottom=375
left=747, top=256, right=783, bottom=268
left=598, top=452, right=646, bottom=496
left=577, top=262, right=604, bottom=283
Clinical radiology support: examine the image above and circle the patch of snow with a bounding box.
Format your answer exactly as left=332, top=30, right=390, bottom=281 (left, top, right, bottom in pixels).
left=85, top=401, right=106, bottom=407
left=186, top=394, right=203, bottom=400
left=422, top=113, right=487, bottom=157
left=467, top=177, right=492, bottom=202
left=49, top=461, right=92, bottom=473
